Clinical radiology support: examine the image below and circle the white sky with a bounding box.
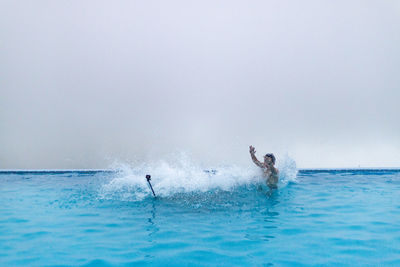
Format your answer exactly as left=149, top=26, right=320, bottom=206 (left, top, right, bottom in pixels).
left=1, top=0, right=400, bottom=169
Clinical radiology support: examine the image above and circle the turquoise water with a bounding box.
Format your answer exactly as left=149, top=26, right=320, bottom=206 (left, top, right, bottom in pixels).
left=1, top=168, right=400, bottom=266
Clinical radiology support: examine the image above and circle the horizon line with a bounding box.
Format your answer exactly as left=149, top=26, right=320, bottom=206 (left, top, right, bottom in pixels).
left=0, top=167, right=400, bottom=173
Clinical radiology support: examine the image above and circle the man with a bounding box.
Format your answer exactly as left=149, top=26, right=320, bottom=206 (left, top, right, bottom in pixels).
left=249, top=145, right=279, bottom=189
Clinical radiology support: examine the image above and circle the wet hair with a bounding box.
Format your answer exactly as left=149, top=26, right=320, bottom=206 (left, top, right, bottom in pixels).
left=264, top=153, right=276, bottom=164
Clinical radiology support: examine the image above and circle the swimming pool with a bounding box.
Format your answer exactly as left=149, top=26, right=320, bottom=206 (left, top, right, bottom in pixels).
left=1, top=168, right=399, bottom=266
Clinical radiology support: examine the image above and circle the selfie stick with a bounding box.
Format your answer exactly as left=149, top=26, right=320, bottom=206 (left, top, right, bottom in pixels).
left=146, top=174, right=156, bottom=197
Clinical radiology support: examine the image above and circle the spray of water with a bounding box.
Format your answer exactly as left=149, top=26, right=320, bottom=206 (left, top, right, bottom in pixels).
left=277, top=153, right=298, bottom=185
left=99, top=152, right=297, bottom=201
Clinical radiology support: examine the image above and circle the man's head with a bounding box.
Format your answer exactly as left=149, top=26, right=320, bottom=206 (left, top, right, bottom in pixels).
left=264, top=153, right=276, bottom=165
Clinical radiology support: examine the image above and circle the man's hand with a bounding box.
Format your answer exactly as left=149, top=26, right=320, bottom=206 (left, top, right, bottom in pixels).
left=249, top=145, right=263, bottom=168
left=249, top=145, right=256, bottom=154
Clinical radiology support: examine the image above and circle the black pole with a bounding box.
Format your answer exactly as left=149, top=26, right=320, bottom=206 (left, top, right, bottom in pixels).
left=146, top=174, right=156, bottom=197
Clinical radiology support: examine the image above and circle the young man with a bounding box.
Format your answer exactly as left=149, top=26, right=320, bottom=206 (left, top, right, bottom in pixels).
left=249, top=145, right=279, bottom=189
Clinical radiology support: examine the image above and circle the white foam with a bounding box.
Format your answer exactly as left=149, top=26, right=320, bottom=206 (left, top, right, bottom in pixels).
left=277, top=153, right=298, bottom=185
left=99, top=152, right=298, bottom=201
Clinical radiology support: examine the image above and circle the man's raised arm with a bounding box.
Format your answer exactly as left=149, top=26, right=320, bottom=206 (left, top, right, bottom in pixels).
left=249, top=146, right=263, bottom=168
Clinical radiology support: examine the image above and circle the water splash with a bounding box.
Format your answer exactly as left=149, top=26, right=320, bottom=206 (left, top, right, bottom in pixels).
left=99, top=152, right=297, bottom=201
left=277, top=153, right=298, bottom=185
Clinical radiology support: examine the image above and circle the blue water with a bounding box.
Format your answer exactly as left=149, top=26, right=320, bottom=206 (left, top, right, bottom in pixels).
left=1, top=168, right=400, bottom=266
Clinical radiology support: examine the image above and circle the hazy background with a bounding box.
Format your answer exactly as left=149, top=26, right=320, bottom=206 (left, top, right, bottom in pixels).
left=1, top=0, right=399, bottom=169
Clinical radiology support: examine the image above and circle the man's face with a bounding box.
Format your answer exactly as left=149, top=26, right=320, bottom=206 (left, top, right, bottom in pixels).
left=264, top=156, right=273, bottom=165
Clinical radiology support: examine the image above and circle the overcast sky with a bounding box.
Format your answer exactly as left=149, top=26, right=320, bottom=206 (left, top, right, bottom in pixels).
left=1, top=0, right=399, bottom=169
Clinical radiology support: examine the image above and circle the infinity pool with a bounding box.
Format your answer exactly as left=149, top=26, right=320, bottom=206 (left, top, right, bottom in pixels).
left=1, top=169, right=399, bottom=266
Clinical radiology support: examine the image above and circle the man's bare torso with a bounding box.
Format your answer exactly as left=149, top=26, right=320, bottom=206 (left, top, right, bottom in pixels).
left=249, top=146, right=279, bottom=189
left=262, top=165, right=279, bottom=189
